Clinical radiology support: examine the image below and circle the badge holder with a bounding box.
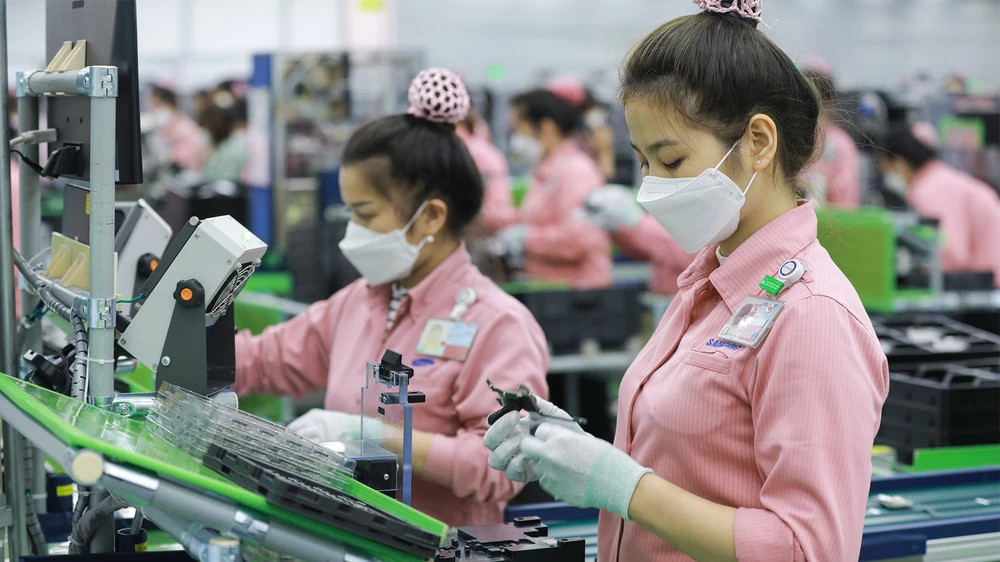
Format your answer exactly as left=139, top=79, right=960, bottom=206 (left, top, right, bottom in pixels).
left=359, top=350, right=425, bottom=506
left=718, top=259, right=806, bottom=349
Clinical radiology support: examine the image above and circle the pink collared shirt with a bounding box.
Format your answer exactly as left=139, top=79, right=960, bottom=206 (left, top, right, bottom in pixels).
left=598, top=202, right=889, bottom=562
left=457, top=127, right=518, bottom=234
left=613, top=214, right=696, bottom=295
left=520, top=140, right=612, bottom=288
left=907, top=160, right=1000, bottom=287
left=803, top=122, right=861, bottom=209
left=234, top=246, right=549, bottom=526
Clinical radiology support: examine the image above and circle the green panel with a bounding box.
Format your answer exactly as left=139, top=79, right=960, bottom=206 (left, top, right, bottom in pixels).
left=815, top=207, right=897, bottom=312
left=511, top=177, right=529, bottom=209
left=499, top=280, right=572, bottom=295
left=0, top=376, right=446, bottom=562
left=234, top=297, right=285, bottom=335
left=244, top=272, right=293, bottom=297
left=896, top=444, right=1000, bottom=473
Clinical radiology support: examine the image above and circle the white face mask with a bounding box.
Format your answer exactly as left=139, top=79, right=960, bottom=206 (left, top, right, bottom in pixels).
left=509, top=133, right=544, bottom=168
left=636, top=141, right=758, bottom=254
left=338, top=201, right=433, bottom=286
left=883, top=172, right=909, bottom=196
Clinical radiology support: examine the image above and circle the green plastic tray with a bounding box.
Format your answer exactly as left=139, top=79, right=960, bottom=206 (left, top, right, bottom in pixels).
left=0, top=375, right=447, bottom=562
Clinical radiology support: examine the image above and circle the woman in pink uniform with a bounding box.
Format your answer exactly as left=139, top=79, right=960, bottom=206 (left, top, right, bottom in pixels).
left=486, top=2, right=889, bottom=560
left=496, top=89, right=612, bottom=288
left=457, top=109, right=517, bottom=234
left=234, top=69, right=548, bottom=526
left=148, top=85, right=209, bottom=173
left=802, top=68, right=862, bottom=208
left=879, top=125, right=1000, bottom=287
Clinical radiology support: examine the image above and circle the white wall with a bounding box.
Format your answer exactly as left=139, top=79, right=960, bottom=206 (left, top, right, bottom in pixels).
left=396, top=0, right=1000, bottom=93
left=6, top=0, right=999, bottom=94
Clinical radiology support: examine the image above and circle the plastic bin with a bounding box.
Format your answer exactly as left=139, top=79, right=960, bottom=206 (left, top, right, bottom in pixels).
left=513, top=285, right=643, bottom=353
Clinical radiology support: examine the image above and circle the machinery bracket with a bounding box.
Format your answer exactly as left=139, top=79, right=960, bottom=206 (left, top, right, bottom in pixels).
left=73, top=294, right=116, bottom=330
left=110, top=393, right=156, bottom=419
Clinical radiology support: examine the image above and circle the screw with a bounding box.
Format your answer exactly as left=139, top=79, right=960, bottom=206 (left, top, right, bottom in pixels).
left=383, top=474, right=389, bottom=481
left=227, top=259, right=233, bottom=265
left=161, top=356, right=171, bottom=367
left=117, top=404, right=131, bottom=416
left=81, top=75, right=90, bottom=87
left=119, top=338, right=126, bottom=345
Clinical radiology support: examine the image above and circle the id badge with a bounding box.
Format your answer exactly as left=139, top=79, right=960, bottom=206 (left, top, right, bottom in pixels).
left=416, top=319, right=480, bottom=361
left=718, top=296, right=785, bottom=349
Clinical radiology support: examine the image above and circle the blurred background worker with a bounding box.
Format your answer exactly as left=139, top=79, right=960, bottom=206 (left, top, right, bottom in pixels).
left=802, top=62, right=862, bottom=208
left=548, top=77, right=617, bottom=181
left=457, top=106, right=517, bottom=234
left=202, top=98, right=251, bottom=183
left=878, top=124, right=1000, bottom=287
left=147, top=85, right=210, bottom=173
left=233, top=69, right=549, bottom=527
left=579, top=185, right=695, bottom=295
left=497, top=88, right=611, bottom=288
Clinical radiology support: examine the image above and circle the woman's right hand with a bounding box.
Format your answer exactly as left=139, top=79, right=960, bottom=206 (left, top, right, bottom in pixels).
left=484, top=396, right=583, bottom=482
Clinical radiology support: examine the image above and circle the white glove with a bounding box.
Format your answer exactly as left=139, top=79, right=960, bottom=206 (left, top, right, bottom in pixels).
left=288, top=409, right=368, bottom=443
left=484, top=396, right=582, bottom=483
left=581, top=185, right=645, bottom=232
left=521, top=424, right=652, bottom=520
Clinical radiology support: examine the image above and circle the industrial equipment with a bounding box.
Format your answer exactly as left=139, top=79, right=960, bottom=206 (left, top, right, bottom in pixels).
left=118, top=215, right=266, bottom=396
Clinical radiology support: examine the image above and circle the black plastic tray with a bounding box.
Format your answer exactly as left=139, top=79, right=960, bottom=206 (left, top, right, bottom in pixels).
left=514, top=285, right=643, bottom=353
left=435, top=517, right=586, bottom=561
left=202, top=444, right=440, bottom=558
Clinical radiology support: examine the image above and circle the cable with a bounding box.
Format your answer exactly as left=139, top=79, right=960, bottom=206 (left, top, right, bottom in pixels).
left=10, top=149, right=45, bottom=176
left=118, top=293, right=144, bottom=304
left=69, top=316, right=89, bottom=402
left=22, top=441, right=49, bottom=556
left=68, top=494, right=127, bottom=554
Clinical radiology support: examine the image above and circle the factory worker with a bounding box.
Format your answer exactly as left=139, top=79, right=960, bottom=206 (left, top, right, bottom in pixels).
left=802, top=66, right=862, bottom=208
left=234, top=69, right=548, bottom=527
left=497, top=88, right=611, bottom=288
left=486, top=1, right=889, bottom=560
left=148, top=85, right=209, bottom=173
left=579, top=185, right=696, bottom=295
left=878, top=124, right=1000, bottom=287
left=456, top=107, right=518, bottom=234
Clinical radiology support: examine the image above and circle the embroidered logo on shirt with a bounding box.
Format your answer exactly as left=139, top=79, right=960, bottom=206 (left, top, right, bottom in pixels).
left=412, top=358, right=435, bottom=367
left=705, top=338, right=742, bottom=351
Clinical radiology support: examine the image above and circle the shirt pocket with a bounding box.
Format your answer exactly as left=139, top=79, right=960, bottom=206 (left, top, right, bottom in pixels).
left=679, top=349, right=731, bottom=375
left=642, top=350, right=734, bottom=438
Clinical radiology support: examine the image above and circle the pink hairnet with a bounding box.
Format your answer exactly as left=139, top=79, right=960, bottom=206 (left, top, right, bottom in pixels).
left=547, top=77, right=587, bottom=108
left=912, top=122, right=938, bottom=149
left=693, top=0, right=763, bottom=23
left=406, top=68, right=470, bottom=125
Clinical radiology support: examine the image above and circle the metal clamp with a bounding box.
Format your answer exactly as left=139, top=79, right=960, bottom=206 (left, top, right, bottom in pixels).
left=16, top=66, right=118, bottom=98
left=187, top=527, right=241, bottom=562
left=74, top=294, right=116, bottom=329
left=230, top=510, right=269, bottom=542
left=110, top=393, right=156, bottom=419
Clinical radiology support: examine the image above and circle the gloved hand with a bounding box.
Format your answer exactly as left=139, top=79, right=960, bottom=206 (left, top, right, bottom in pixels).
left=484, top=396, right=582, bottom=483
left=288, top=409, right=382, bottom=443
left=581, top=184, right=645, bottom=232
left=520, top=424, right=653, bottom=520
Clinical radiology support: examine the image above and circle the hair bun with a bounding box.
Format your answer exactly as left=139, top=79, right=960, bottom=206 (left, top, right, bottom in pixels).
left=406, top=68, right=471, bottom=125
left=693, top=0, right=762, bottom=26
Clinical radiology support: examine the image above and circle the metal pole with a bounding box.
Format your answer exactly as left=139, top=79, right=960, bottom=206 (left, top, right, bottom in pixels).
left=0, top=0, right=29, bottom=557
left=18, top=94, right=46, bottom=515
left=88, top=92, right=118, bottom=554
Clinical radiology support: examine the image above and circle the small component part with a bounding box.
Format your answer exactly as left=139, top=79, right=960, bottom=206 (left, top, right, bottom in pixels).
left=377, top=349, right=415, bottom=385
left=486, top=379, right=538, bottom=426
left=173, top=279, right=205, bottom=309
left=137, top=253, right=160, bottom=276
left=41, top=143, right=83, bottom=177
left=876, top=494, right=914, bottom=510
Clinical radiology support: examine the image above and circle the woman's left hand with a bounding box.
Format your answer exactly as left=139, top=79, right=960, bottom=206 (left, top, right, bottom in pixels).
left=520, top=424, right=652, bottom=520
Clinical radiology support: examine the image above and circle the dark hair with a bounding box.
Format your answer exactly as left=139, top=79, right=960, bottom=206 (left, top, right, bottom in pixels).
left=879, top=126, right=937, bottom=169
left=229, top=98, right=248, bottom=124
left=511, top=89, right=583, bottom=136
left=150, top=85, right=179, bottom=108
left=804, top=70, right=837, bottom=106
left=200, top=103, right=234, bottom=146
left=619, top=12, right=821, bottom=186
left=342, top=115, right=484, bottom=235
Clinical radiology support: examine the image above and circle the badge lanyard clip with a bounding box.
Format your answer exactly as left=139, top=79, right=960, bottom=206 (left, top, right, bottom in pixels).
left=449, top=287, right=477, bottom=321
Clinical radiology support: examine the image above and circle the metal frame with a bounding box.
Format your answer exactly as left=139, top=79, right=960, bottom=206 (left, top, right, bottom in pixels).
left=0, top=386, right=376, bottom=562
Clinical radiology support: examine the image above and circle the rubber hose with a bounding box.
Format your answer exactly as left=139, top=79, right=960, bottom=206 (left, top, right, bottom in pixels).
left=69, top=316, right=89, bottom=401
left=22, top=441, right=48, bottom=555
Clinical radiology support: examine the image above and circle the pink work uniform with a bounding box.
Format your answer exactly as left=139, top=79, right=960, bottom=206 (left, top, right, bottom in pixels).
left=598, top=202, right=889, bottom=561
left=234, top=246, right=549, bottom=526
left=613, top=214, right=696, bottom=295
left=520, top=140, right=611, bottom=288
left=804, top=122, right=861, bottom=208
left=907, top=160, right=1000, bottom=287
left=160, top=113, right=208, bottom=172
left=457, top=127, right=518, bottom=234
